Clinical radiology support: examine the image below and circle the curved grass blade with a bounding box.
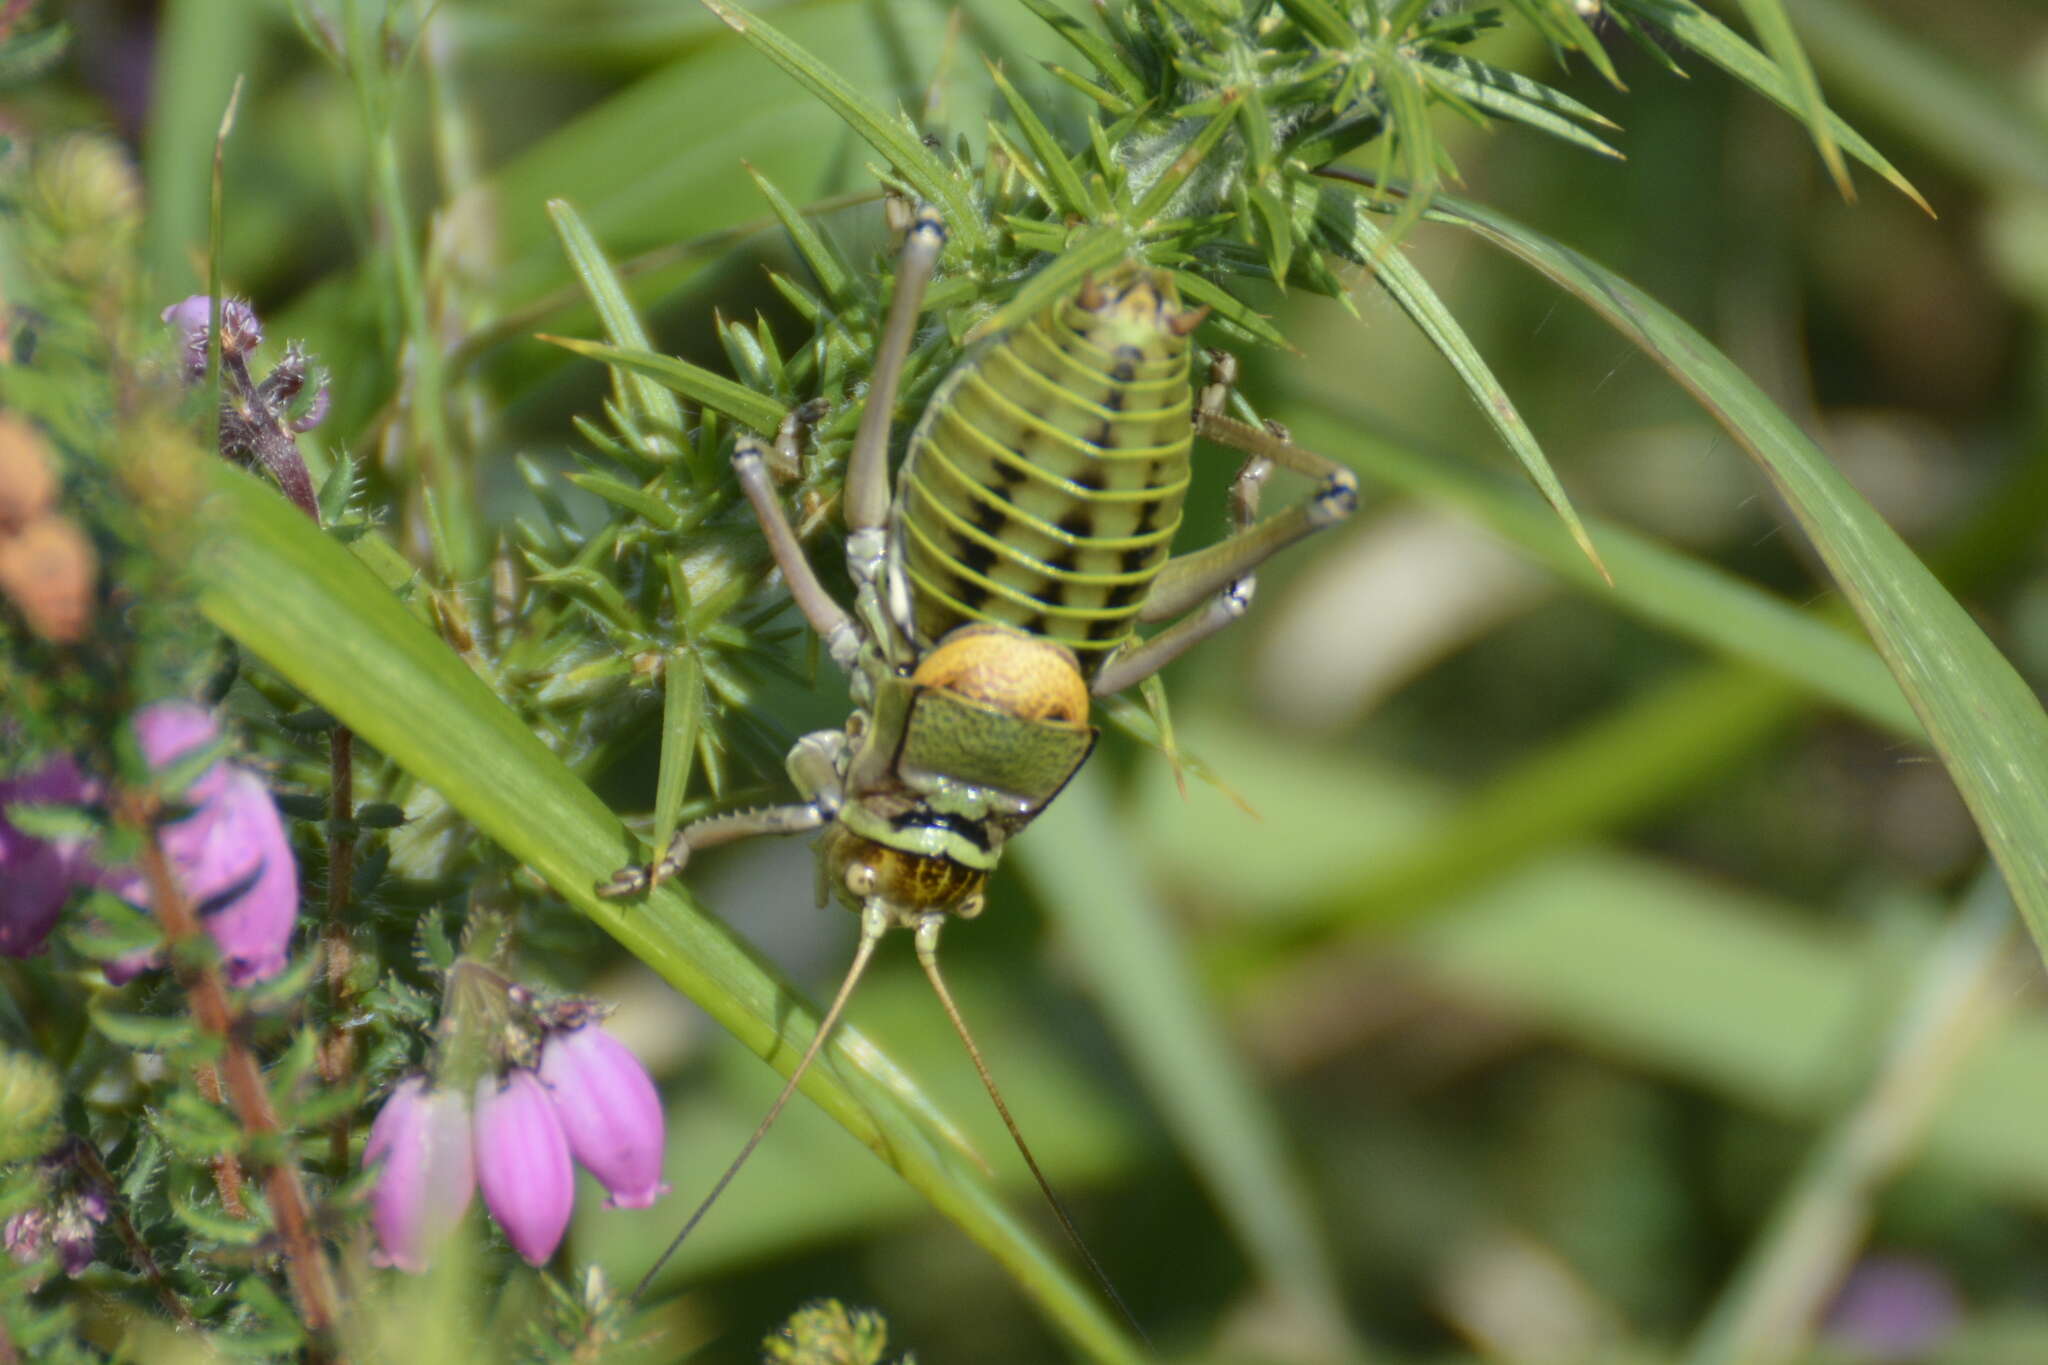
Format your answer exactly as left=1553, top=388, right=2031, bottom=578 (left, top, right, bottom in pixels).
left=1617, top=0, right=1928, bottom=213
left=191, top=463, right=1145, bottom=1365
left=1727, top=0, right=1851, bottom=198
left=699, top=0, right=986, bottom=256
left=547, top=199, right=685, bottom=464
left=1018, top=769, right=1362, bottom=1358
left=1418, top=187, right=2048, bottom=958
left=1312, top=185, right=1608, bottom=581
left=1271, top=395, right=1918, bottom=741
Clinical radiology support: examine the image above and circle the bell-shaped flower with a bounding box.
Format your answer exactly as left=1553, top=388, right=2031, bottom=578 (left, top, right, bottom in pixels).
left=100, top=703, right=299, bottom=984
left=364, top=1077, right=476, bottom=1273
left=0, top=757, right=96, bottom=958
left=473, top=1069, right=574, bottom=1266
left=537, top=1023, right=669, bottom=1210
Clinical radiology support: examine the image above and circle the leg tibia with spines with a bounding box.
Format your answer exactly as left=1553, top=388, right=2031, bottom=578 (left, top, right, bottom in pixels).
left=1090, top=354, right=1358, bottom=696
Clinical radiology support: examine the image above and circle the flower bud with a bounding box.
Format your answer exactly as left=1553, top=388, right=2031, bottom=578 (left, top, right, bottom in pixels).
left=0, top=414, right=57, bottom=534
left=161, top=295, right=262, bottom=382
left=473, top=1069, right=574, bottom=1266
left=537, top=1024, right=669, bottom=1210
left=0, top=757, right=97, bottom=959
left=99, top=703, right=300, bottom=984
left=365, top=1077, right=476, bottom=1273
left=0, top=515, right=97, bottom=643
left=50, top=1185, right=107, bottom=1277
left=4, top=1207, right=47, bottom=1267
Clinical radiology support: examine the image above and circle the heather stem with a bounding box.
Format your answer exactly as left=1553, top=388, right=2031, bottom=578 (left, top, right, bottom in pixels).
left=321, top=725, right=357, bottom=1175
left=193, top=1062, right=248, bottom=1217
left=123, top=791, right=340, bottom=1337
left=70, top=1139, right=200, bottom=1331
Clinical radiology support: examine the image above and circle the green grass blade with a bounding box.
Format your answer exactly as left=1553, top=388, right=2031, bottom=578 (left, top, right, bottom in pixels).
left=1788, top=0, right=2048, bottom=195
left=191, top=463, right=1144, bottom=1365
left=547, top=199, right=685, bottom=462
left=1313, top=184, right=1607, bottom=580
left=144, top=0, right=255, bottom=291
left=1274, top=394, right=1919, bottom=740
left=1619, top=0, right=1928, bottom=213
left=1728, top=0, right=1850, bottom=197
left=1685, top=873, right=2015, bottom=1365
left=1018, top=769, right=1361, bottom=1357
left=1427, top=190, right=2048, bottom=959
left=699, top=0, right=985, bottom=256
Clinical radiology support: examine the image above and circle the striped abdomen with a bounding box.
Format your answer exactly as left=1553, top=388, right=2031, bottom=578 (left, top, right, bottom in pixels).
left=891, top=266, right=1200, bottom=679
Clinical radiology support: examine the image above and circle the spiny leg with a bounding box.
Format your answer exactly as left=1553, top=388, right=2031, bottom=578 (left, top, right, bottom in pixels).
left=1090, top=355, right=1358, bottom=697
left=733, top=436, right=862, bottom=674
left=598, top=730, right=843, bottom=899
left=596, top=800, right=830, bottom=899
left=631, top=900, right=894, bottom=1302
left=913, top=914, right=1146, bottom=1341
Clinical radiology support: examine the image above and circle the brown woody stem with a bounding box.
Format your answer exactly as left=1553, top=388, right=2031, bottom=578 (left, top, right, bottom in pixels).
left=125, top=792, right=339, bottom=1336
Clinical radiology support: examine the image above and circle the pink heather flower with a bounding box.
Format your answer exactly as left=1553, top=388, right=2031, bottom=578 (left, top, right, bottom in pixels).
left=365, top=1078, right=476, bottom=1273
left=473, top=1069, right=574, bottom=1267
left=0, top=757, right=97, bottom=958
left=537, top=1024, right=669, bottom=1210
left=100, top=703, right=299, bottom=985
left=4, top=1207, right=46, bottom=1266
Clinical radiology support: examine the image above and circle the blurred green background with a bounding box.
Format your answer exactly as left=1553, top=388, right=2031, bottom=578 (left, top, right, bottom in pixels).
left=28, top=0, right=2048, bottom=1360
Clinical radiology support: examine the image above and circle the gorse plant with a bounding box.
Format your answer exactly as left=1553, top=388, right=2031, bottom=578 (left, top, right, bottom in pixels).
left=3, top=0, right=2045, bottom=1362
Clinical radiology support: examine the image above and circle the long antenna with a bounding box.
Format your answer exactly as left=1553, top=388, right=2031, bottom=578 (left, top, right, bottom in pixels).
left=631, top=902, right=891, bottom=1303
left=911, top=915, right=1148, bottom=1344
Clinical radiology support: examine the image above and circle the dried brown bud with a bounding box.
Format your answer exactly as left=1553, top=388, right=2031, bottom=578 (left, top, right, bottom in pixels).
left=0, top=516, right=97, bottom=643
left=0, top=415, right=57, bottom=534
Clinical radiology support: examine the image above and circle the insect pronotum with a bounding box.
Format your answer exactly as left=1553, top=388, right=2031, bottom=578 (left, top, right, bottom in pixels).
left=603, top=206, right=1358, bottom=1311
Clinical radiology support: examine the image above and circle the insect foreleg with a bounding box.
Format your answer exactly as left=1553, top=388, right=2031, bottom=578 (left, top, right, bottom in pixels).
left=733, top=436, right=862, bottom=674
left=597, top=731, right=846, bottom=898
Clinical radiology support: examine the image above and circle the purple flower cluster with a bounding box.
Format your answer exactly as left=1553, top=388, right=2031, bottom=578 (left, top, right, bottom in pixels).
left=367, top=1023, right=668, bottom=1270
left=0, top=703, right=298, bottom=982
left=4, top=1181, right=108, bottom=1280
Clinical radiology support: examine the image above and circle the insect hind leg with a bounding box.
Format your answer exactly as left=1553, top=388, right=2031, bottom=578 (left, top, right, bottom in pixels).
left=1090, top=355, right=1358, bottom=696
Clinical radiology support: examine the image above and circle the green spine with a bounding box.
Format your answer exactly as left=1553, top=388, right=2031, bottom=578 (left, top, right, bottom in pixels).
left=892, top=265, right=1197, bottom=676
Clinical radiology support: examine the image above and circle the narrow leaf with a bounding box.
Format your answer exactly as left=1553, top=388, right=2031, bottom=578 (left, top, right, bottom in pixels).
left=1429, top=189, right=2048, bottom=954
left=1313, top=183, right=1607, bottom=580
left=547, top=199, right=685, bottom=460
left=1622, top=0, right=1928, bottom=212
left=1730, top=0, right=1851, bottom=197
left=653, top=650, right=706, bottom=869
left=540, top=335, right=786, bottom=437
left=699, top=0, right=984, bottom=254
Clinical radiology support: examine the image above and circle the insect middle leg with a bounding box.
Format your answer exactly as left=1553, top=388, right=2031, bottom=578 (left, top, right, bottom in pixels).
left=1089, top=355, right=1359, bottom=696
left=598, top=731, right=847, bottom=897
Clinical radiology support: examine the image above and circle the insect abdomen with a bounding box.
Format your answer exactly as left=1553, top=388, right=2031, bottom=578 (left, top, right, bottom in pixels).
left=893, top=266, right=1199, bottom=675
